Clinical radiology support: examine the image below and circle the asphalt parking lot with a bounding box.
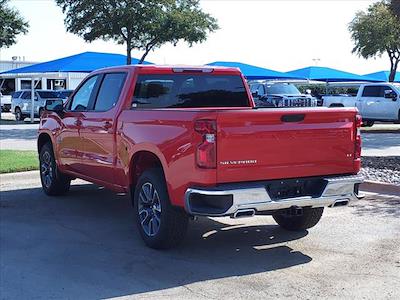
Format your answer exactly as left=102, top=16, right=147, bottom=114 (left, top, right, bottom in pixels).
left=1, top=172, right=399, bottom=299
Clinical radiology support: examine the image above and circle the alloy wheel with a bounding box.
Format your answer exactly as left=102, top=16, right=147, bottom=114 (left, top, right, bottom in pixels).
left=138, top=182, right=162, bottom=237
left=41, top=151, right=53, bottom=188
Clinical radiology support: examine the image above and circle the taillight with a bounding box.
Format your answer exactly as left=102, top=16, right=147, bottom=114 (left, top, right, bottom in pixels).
left=355, top=114, right=362, bottom=159
left=194, top=120, right=216, bottom=169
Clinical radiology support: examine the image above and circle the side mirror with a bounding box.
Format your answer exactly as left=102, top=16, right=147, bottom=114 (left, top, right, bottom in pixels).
left=45, top=99, right=64, bottom=114
left=384, top=90, right=397, bottom=101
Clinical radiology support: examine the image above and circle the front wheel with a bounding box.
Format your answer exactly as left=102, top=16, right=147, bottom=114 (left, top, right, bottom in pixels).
left=39, top=143, right=71, bottom=196
left=15, top=107, right=24, bottom=121
left=133, top=168, right=189, bottom=249
left=273, top=207, right=324, bottom=231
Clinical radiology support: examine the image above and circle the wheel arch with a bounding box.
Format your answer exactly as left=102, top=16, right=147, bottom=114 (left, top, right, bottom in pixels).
left=329, top=103, right=344, bottom=108
left=129, top=150, right=167, bottom=195
left=37, top=132, right=53, bottom=153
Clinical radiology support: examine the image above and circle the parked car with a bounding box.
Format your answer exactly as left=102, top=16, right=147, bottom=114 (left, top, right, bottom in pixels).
left=323, top=83, right=400, bottom=126
left=55, top=89, right=74, bottom=101
left=0, top=92, right=12, bottom=112
left=11, top=90, right=61, bottom=121
left=249, top=81, right=318, bottom=107
left=38, top=65, right=363, bottom=249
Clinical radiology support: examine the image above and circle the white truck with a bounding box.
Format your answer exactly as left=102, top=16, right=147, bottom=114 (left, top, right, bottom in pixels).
left=323, top=83, right=400, bottom=126
left=249, top=82, right=318, bottom=108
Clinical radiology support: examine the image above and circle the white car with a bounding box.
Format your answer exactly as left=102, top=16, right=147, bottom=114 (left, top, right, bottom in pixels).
left=0, top=92, right=12, bottom=112
left=11, top=90, right=61, bottom=121
left=323, top=83, right=400, bottom=126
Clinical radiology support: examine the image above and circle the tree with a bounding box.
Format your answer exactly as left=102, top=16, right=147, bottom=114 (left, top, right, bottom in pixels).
left=0, top=0, right=29, bottom=49
left=349, top=1, right=400, bottom=82
left=55, top=0, right=219, bottom=64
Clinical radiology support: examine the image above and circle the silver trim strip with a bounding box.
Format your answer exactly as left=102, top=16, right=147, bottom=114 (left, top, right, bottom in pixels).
left=185, top=175, right=364, bottom=217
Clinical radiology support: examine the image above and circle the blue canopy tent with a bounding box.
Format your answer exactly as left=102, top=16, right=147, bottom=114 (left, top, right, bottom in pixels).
left=287, top=66, right=380, bottom=83
left=364, top=71, right=400, bottom=83
left=207, top=61, right=305, bottom=80
left=0, top=51, right=152, bottom=122
left=0, top=51, right=152, bottom=75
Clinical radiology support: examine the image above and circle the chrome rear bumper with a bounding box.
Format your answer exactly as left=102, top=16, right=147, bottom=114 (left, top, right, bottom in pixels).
left=185, top=175, right=363, bottom=217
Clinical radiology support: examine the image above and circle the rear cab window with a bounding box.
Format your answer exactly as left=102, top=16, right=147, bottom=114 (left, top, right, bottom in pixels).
left=131, top=74, right=250, bottom=108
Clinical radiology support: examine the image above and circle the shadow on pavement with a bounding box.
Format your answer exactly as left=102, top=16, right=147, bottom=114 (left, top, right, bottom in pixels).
left=0, top=183, right=311, bottom=299
left=350, top=194, right=400, bottom=218
left=0, top=128, right=38, bottom=140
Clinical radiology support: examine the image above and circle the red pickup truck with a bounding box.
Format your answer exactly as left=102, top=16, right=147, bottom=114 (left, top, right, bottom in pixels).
left=38, top=65, right=363, bottom=249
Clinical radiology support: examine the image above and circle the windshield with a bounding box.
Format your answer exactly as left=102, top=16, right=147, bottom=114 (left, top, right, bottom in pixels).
left=37, top=91, right=59, bottom=98
left=133, top=74, right=249, bottom=108
left=57, top=91, right=73, bottom=98
left=265, top=83, right=301, bottom=95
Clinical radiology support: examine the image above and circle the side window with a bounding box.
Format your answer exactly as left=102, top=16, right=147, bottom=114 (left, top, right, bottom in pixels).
left=94, top=73, right=127, bottom=111
left=69, top=75, right=99, bottom=111
left=362, top=86, right=381, bottom=97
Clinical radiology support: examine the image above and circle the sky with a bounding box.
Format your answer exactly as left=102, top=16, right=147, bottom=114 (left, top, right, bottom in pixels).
left=0, top=0, right=389, bottom=75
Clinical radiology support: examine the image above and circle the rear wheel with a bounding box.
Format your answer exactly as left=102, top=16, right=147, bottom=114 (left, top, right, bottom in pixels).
left=362, top=120, right=374, bottom=127
left=133, top=168, right=189, bottom=249
left=273, top=207, right=324, bottom=231
left=39, top=143, right=71, bottom=196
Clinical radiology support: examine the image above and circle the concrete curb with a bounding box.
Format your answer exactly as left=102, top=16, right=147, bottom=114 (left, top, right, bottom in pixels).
left=0, top=170, right=39, bottom=181
left=360, top=180, right=400, bottom=196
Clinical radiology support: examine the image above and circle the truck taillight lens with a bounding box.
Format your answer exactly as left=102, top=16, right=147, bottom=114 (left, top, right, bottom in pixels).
left=195, top=120, right=216, bottom=169
left=355, top=114, right=362, bottom=159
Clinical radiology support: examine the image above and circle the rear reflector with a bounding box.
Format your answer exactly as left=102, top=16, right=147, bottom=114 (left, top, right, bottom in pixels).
left=355, top=114, right=362, bottom=159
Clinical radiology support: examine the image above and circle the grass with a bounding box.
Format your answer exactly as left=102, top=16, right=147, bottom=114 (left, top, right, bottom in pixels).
left=0, top=150, right=39, bottom=174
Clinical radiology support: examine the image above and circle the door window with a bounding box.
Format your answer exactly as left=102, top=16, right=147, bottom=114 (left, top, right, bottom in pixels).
left=69, top=76, right=99, bottom=111
left=362, top=86, right=382, bottom=97
left=94, top=73, right=127, bottom=111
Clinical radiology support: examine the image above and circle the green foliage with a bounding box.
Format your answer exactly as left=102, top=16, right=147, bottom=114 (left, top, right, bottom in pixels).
left=55, top=0, right=219, bottom=64
left=349, top=1, right=400, bottom=82
left=0, top=150, right=38, bottom=173
left=0, top=0, right=29, bottom=49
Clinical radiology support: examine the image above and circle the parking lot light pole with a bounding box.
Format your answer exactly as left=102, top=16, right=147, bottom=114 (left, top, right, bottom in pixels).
left=30, top=78, right=35, bottom=123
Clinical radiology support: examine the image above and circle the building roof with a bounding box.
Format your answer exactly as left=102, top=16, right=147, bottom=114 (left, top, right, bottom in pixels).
left=0, top=51, right=152, bottom=74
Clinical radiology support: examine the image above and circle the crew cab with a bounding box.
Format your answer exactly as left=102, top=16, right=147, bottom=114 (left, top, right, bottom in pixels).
left=38, top=65, right=363, bottom=249
left=323, top=83, right=400, bottom=126
left=249, top=81, right=318, bottom=107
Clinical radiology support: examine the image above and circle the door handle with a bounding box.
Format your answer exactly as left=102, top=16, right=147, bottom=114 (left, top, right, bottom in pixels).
left=103, top=121, right=112, bottom=130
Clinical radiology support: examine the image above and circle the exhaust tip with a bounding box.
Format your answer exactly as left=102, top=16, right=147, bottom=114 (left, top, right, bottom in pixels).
left=232, top=209, right=256, bottom=219
left=332, top=200, right=349, bottom=207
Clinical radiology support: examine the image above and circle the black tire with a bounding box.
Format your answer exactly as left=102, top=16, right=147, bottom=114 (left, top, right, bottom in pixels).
left=39, top=143, right=71, bottom=196
left=362, top=120, right=374, bottom=127
left=133, top=168, right=189, bottom=249
left=273, top=207, right=324, bottom=231
left=15, top=107, right=24, bottom=121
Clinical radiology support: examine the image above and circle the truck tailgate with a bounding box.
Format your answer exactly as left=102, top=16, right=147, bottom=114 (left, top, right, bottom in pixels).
left=216, top=108, right=358, bottom=183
